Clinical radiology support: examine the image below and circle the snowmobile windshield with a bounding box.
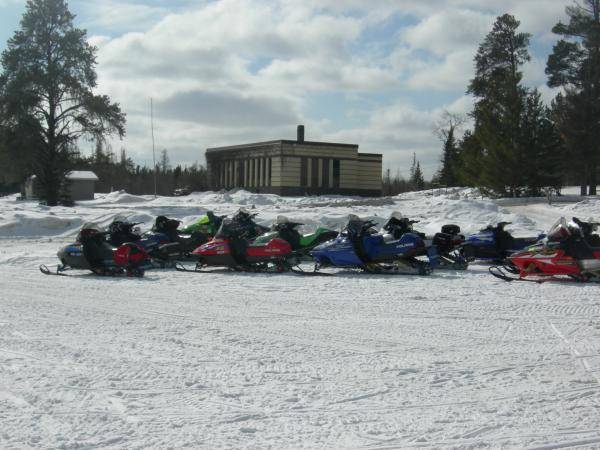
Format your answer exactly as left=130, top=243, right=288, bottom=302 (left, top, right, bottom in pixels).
left=547, top=217, right=571, bottom=241
left=77, top=223, right=105, bottom=241
left=383, top=217, right=412, bottom=234
left=345, top=219, right=376, bottom=238
left=196, top=215, right=210, bottom=225
left=252, top=231, right=278, bottom=245
left=215, top=218, right=234, bottom=239
left=273, top=221, right=302, bottom=232
left=215, top=216, right=258, bottom=240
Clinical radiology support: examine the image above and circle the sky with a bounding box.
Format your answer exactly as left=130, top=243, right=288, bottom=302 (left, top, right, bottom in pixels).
left=0, top=0, right=574, bottom=178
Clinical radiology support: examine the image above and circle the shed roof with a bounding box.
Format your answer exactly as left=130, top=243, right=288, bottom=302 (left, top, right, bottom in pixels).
left=66, top=171, right=99, bottom=181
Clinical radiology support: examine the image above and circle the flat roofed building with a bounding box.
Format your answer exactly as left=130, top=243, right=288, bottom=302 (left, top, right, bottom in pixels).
left=206, top=126, right=382, bottom=197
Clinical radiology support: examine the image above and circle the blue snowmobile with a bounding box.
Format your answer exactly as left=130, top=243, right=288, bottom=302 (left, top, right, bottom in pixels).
left=460, top=222, right=544, bottom=263
left=310, top=215, right=436, bottom=275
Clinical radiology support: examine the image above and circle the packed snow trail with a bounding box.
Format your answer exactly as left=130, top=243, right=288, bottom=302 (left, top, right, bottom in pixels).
left=1, top=190, right=600, bottom=448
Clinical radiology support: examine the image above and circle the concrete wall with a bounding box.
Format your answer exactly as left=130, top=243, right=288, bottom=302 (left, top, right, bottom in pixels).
left=356, top=155, right=382, bottom=191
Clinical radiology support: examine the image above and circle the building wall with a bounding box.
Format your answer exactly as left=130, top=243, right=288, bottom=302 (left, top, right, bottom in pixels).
left=356, top=155, right=383, bottom=191
left=206, top=141, right=382, bottom=196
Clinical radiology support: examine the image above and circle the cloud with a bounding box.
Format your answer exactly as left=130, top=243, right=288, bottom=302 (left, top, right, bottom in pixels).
left=156, top=90, right=299, bottom=127
left=402, top=9, right=493, bottom=57
left=82, top=0, right=573, bottom=177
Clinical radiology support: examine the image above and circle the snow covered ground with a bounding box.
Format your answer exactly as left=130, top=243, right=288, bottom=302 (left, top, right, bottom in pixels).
left=1, top=190, right=600, bottom=449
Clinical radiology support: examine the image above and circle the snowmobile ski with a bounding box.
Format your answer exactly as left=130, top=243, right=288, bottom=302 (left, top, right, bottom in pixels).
left=362, top=260, right=433, bottom=276
left=39, top=265, right=69, bottom=276
left=289, top=266, right=335, bottom=277
left=488, top=265, right=590, bottom=283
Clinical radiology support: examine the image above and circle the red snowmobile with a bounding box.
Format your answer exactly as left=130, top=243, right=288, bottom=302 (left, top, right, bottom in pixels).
left=490, top=217, right=600, bottom=282
left=177, top=209, right=294, bottom=273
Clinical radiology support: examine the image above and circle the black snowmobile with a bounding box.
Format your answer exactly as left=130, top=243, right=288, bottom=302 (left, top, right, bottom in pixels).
left=145, top=213, right=225, bottom=265
left=382, top=215, right=468, bottom=269
left=460, top=222, right=544, bottom=263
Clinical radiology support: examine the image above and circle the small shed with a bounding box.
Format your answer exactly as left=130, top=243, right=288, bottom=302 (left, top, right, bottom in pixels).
left=66, top=171, right=99, bottom=201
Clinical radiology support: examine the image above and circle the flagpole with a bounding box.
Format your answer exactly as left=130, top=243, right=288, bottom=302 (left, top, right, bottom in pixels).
left=151, top=97, right=157, bottom=198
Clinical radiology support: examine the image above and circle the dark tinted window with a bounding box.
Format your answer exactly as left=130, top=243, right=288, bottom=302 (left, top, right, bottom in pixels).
left=300, top=157, right=308, bottom=187
left=311, top=158, right=319, bottom=187
left=322, top=158, right=330, bottom=188
left=333, top=159, right=340, bottom=188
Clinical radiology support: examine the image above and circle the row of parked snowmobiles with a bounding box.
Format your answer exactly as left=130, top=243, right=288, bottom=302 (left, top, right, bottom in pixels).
left=39, top=210, right=600, bottom=283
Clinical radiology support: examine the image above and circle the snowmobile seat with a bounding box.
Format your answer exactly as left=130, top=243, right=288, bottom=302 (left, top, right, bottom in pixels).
left=277, top=227, right=302, bottom=250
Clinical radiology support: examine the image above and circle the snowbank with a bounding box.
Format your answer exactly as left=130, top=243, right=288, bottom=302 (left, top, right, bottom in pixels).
left=0, top=188, right=598, bottom=238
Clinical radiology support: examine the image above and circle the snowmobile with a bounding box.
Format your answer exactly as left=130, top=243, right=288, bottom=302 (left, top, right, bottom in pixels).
left=460, top=222, right=544, bottom=263
left=181, top=210, right=224, bottom=236
left=140, top=215, right=221, bottom=265
left=309, top=215, right=434, bottom=275
left=490, top=217, right=600, bottom=283
left=250, top=216, right=339, bottom=258
left=40, top=223, right=152, bottom=277
left=382, top=215, right=468, bottom=270
left=177, top=209, right=290, bottom=273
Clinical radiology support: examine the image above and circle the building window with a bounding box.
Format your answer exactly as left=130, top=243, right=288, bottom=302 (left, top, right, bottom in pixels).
left=322, top=158, right=330, bottom=188
left=237, top=161, right=244, bottom=187
left=333, top=159, right=340, bottom=188
left=267, top=158, right=272, bottom=186
left=300, top=157, right=308, bottom=187
left=311, top=158, right=318, bottom=188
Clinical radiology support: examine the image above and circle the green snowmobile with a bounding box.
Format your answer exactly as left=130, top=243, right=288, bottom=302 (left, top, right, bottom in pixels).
left=181, top=211, right=224, bottom=236
left=251, top=216, right=338, bottom=257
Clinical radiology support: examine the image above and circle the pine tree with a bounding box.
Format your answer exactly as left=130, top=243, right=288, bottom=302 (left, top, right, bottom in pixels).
left=413, top=161, right=425, bottom=190
left=520, top=89, right=564, bottom=195
left=159, top=149, right=170, bottom=174
left=546, top=0, right=600, bottom=195
left=409, top=152, right=417, bottom=182
left=434, top=111, right=465, bottom=187
left=468, top=14, right=531, bottom=197
left=408, top=153, right=425, bottom=191
left=0, top=0, right=125, bottom=205
left=456, top=130, right=485, bottom=188
left=438, top=126, right=459, bottom=187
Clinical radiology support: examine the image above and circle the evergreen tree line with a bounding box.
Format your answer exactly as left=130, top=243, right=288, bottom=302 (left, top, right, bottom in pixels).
left=433, top=2, right=600, bottom=197
left=72, top=143, right=209, bottom=196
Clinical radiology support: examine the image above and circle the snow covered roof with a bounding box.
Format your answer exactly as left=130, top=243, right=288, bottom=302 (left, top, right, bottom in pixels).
left=66, top=171, right=99, bottom=181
